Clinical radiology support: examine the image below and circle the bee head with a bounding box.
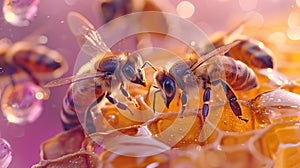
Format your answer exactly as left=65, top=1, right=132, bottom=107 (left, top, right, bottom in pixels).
left=154, top=71, right=177, bottom=108
left=122, top=53, right=147, bottom=87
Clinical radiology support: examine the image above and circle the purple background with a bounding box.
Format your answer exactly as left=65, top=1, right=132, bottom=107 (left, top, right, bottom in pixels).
left=0, top=0, right=294, bottom=167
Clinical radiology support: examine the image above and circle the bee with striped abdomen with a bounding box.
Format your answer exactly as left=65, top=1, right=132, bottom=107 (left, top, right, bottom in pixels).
left=202, top=22, right=274, bottom=70
left=44, top=12, right=147, bottom=133
left=146, top=41, right=257, bottom=122
left=0, top=38, right=68, bottom=87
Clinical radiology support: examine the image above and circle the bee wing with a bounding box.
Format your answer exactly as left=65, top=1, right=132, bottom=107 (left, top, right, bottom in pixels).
left=67, top=11, right=111, bottom=57
left=191, top=40, right=241, bottom=71
left=44, top=72, right=107, bottom=88
left=203, top=40, right=240, bottom=59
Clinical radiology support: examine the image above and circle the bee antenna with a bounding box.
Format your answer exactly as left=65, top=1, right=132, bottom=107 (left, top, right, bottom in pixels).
left=141, top=61, right=158, bottom=71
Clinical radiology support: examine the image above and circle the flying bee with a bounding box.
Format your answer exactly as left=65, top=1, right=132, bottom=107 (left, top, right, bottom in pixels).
left=44, top=12, right=147, bottom=133
left=145, top=41, right=258, bottom=122
left=200, top=21, right=274, bottom=69
left=0, top=38, right=68, bottom=87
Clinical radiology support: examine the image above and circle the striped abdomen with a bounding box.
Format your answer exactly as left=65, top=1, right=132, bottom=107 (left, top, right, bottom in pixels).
left=221, top=56, right=258, bottom=90
left=61, top=80, right=104, bottom=130
left=226, top=39, right=274, bottom=69
left=193, top=56, right=257, bottom=91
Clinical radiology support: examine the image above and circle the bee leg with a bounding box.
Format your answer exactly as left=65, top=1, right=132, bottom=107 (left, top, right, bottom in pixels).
left=213, top=80, right=248, bottom=122
left=152, top=89, right=161, bottom=113
left=202, top=87, right=211, bottom=120
left=141, top=61, right=158, bottom=71
left=106, top=94, right=134, bottom=115
left=17, top=63, right=40, bottom=85
left=120, top=82, right=139, bottom=108
left=8, top=66, right=16, bottom=86
left=179, top=91, right=187, bottom=118
left=85, top=94, right=105, bottom=134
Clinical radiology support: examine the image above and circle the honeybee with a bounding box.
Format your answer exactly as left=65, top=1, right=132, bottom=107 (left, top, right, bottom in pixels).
left=0, top=38, right=68, bottom=87
left=98, top=0, right=174, bottom=50
left=202, top=22, right=274, bottom=70
left=44, top=12, right=147, bottom=132
left=146, top=41, right=257, bottom=122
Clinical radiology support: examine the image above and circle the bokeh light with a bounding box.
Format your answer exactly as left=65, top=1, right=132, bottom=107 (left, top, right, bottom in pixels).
left=288, top=11, right=300, bottom=28
left=286, top=27, right=300, bottom=40
left=245, top=11, right=264, bottom=27
left=3, top=12, right=17, bottom=23
left=176, top=1, right=195, bottom=19
left=297, top=0, right=300, bottom=8
left=269, top=32, right=286, bottom=44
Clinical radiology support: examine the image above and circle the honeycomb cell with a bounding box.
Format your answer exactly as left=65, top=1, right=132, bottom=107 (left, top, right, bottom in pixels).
left=40, top=126, right=85, bottom=160
left=32, top=151, right=100, bottom=168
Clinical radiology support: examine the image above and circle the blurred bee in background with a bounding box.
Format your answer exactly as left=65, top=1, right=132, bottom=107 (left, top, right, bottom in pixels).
left=99, top=0, right=166, bottom=23
left=0, top=38, right=68, bottom=124
left=0, top=38, right=68, bottom=87
left=199, top=21, right=274, bottom=70
left=146, top=41, right=257, bottom=122
left=45, top=12, right=147, bottom=133
left=98, top=0, right=177, bottom=50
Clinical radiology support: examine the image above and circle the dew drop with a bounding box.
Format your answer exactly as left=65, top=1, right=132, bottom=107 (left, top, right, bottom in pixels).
left=38, top=35, right=48, bottom=44
left=105, top=114, right=118, bottom=126
left=3, top=0, right=40, bottom=27
left=0, top=138, right=12, bottom=168
left=1, top=81, right=44, bottom=124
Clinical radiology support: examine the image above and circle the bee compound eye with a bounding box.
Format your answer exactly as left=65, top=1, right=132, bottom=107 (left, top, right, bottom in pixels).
left=123, top=64, right=135, bottom=80
left=163, top=78, right=176, bottom=96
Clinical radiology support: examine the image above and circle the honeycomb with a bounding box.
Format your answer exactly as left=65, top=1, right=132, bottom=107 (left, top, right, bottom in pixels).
left=32, top=12, right=300, bottom=168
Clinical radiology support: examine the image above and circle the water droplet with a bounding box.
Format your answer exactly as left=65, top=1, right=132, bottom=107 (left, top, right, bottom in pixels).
left=0, top=138, right=12, bottom=168
left=190, top=41, right=196, bottom=46
left=3, top=0, right=40, bottom=27
left=38, top=35, right=48, bottom=44
left=1, top=81, right=44, bottom=124
left=60, top=20, right=65, bottom=24
left=105, top=114, right=118, bottom=126
left=0, top=68, right=3, bottom=73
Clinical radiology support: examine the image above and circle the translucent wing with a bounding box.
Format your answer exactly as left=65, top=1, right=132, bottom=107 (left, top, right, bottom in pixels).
left=191, top=40, right=240, bottom=72
left=43, top=72, right=107, bottom=88
left=67, top=11, right=111, bottom=57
